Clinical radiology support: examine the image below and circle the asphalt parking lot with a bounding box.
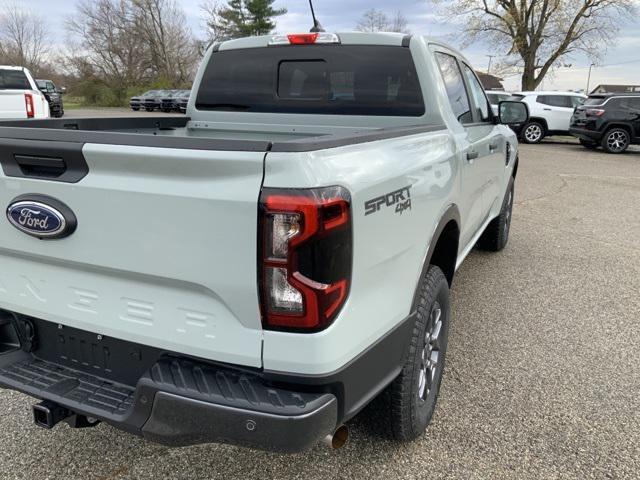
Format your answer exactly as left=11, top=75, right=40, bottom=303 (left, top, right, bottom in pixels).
left=0, top=139, right=639, bottom=479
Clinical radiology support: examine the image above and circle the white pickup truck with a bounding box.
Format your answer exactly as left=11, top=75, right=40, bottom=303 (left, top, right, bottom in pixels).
left=0, top=66, right=49, bottom=119
left=0, top=32, right=527, bottom=452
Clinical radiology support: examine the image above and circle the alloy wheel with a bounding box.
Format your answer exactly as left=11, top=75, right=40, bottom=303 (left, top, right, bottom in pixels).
left=524, top=124, right=543, bottom=143
left=607, top=131, right=629, bottom=153
left=418, top=302, right=443, bottom=401
left=504, top=188, right=513, bottom=239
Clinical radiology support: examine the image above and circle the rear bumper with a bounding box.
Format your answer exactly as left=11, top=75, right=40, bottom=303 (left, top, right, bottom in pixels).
left=569, top=127, right=601, bottom=141
left=143, top=391, right=337, bottom=450
left=0, top=310, right=415, bottom=451
left=0, top=313, right=337, bottom=452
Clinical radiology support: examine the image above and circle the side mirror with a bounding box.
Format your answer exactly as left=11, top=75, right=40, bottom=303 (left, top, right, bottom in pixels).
left=499, top=101, right=529, bottom=125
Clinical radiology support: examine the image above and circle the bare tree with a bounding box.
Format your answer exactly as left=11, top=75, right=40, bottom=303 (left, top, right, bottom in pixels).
left=390, top=11, right=410, bottom=34
left=356, top=9, right=390, bottom=32
left=131, top=0, right=200, bottom=85
left=432, top=0, right=635, bottom=90
left=201, top=1, right=229, bottom=43
left=66, top=0, right=148, bottom=103
left=356, top=8, right=410, bottom=33
left=0, top=2, right=49, bottom=72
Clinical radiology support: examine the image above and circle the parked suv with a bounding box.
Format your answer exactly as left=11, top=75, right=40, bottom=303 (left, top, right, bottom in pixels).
left=159, top=90, right=182, bottom=112
left=570, top=93, right=640, bottom=154
left=486, top=91, right=513, bottom=116
left=174, top=90, right=190, bottom=113
left=513, top=91, right=586, bottom=143
left=130, top=90, right=157, bottom=111
left=36, top=79, right=64, bottom=118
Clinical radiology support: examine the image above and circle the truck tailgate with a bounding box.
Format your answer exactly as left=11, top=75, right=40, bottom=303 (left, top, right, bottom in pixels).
left=0, top=91, right=27, bottom=119
left=0, top=141, right=266, bottom=367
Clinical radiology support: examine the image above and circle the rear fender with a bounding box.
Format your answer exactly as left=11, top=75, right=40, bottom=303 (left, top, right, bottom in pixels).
left=411, top=204, right=460, bottom=310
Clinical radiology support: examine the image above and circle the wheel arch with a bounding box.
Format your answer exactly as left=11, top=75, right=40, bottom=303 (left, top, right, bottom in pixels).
left=528, top=117, right=548, bottom=132
left=411, top=205, right=460, bottom=312
left=604, top=123, right=633, bottom=136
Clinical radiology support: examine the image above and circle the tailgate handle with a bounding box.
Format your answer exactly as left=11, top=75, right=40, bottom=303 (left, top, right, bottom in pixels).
left=14, top=154, right=67, bottom=178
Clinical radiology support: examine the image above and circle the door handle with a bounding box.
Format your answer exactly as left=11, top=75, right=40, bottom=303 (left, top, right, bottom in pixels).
left=466, top=151, right=479, bottom=161
left=543, top=108, right=552, bottom=111
left=489, top=142, right=499, bottom=151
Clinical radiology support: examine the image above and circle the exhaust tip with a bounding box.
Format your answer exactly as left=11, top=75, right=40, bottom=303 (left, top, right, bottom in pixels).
left=324, top=424, right=349, bottom=450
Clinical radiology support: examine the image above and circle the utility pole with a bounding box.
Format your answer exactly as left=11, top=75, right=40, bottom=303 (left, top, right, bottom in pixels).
left=486, top=55, right=495, bottom=75
left=586, top=63, right=595, bottom=94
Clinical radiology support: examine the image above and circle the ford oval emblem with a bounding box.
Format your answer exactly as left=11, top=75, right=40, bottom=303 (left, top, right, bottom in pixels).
left=6, top=195, right=77, bottom=239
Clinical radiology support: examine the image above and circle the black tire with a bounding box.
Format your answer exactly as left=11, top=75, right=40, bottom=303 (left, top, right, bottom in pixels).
left=388, top=265, right=450, bottom=441
left=601, top=128, right=630, bottom=154
left=521, top=121, right=545, bottom=144
left=477, top=176, right=515, bottom=252
left=579, top=139, right=598, bottom=150
left=132, top=107, right=140, bottom=111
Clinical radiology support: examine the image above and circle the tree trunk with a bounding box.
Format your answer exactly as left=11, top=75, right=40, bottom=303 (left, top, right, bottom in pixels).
left=521, top=55, right=537, bottom=91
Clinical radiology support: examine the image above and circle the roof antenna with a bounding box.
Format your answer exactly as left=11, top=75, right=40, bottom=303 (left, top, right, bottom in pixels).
left=309, top=0, right=325, bottom=32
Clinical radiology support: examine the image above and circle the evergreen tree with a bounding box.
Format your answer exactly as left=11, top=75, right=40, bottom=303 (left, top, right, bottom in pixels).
left=204, top=0, right=286, bottom=41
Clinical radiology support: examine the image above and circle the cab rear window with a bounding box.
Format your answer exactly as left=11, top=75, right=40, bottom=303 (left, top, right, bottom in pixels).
left=0, top=69, right=30, bottom=90
left=584, top=97, right=606, bottom=106
left=195, top=45, right=425, bottom=116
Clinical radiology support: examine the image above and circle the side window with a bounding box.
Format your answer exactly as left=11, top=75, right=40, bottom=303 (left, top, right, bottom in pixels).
left=462, top=63, right=491, bottom=122
left=616, top=97, right=640, bottom=110
left=538, top=95, right=567, bottom=107
left=434, top=52, right=472, bottom=124
left=608, top=98, right=622, bottom=109
left=536, top=95, right=549, bottom=105
left=571, top=96, right=585, bottom=108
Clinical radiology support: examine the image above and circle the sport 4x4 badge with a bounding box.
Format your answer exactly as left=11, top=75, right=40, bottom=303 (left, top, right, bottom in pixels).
left=364, top=185, right=412, bottom=216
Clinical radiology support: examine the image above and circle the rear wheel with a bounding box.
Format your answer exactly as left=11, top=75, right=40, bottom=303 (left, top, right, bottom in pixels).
left=132, top=107, right=140, bottom=111
left=388, top=265, right=450, bottom=441
left=579, top=139, right=598, bottom=150
left=601, top=128, right=630, bottom=154
left=522, top=121, right=545, bottom=144
left=477, top=177, right=514, bottom=252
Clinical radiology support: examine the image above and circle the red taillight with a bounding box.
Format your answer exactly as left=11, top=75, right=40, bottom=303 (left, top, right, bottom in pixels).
left=24, top=93, right=34, bottom=118
left=269, top=33, right=340, bottom=46
left=259, top=187, right=352, bottom=332
left=287, top=33, right=319, bottom=45
left=586, top=108, right=605, bottom=117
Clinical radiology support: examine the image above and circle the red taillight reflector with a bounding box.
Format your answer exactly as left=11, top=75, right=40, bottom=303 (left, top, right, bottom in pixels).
left=586, top=108, right=605, bottom=117
left=24, top=93, right=34, bottom=118
left=259, top=187, right=352, bottom=332
left=287, top=33, right=319, bottom=45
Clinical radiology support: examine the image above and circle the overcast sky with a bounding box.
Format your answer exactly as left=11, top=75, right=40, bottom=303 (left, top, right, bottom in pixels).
left=27, top=0, right=640, bottom=92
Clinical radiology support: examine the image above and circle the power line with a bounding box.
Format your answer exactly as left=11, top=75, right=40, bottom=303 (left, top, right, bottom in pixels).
left=496, top=57, right=640, bottom=77
left=597, top=58, right=640, bottom=67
